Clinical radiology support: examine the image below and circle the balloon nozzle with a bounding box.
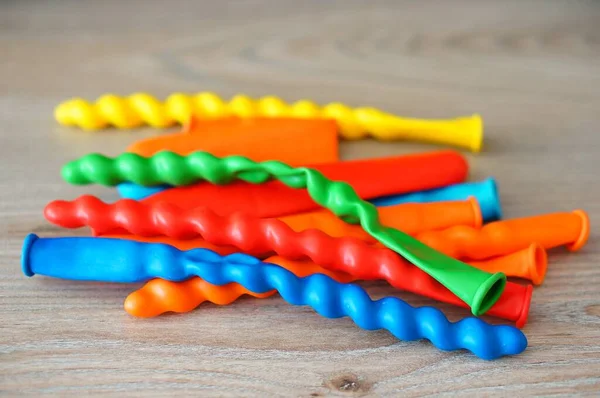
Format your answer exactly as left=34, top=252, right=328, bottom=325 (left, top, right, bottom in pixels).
left=471, top=272, right=506, bottom=316
left=21, top=233, right=39, bottom=277
left=567, top=209, right=590, bottom=252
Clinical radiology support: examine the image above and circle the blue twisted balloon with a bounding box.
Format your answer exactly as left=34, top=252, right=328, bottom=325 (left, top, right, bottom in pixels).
left=21, top=234, right=527, bottom=360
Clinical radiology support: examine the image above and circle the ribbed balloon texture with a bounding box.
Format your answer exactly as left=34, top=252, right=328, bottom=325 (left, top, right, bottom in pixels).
left=60, top=151, right=505, bottom=315
left=22, top=235, right=526, bottom=360
left=44, top=195, right=525, bottom=321
left=54, top=92, right=483, bottom=151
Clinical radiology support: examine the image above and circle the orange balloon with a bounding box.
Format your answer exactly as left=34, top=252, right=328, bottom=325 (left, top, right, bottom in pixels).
left=416, top=210, right=590, bottom=260
left=124, top=279, right=274, bottom=318
left=127, top=116, right=339, bottom=165
left=279, top=197, right=482, bottom=239
left=469, top=244, right=547, bottom=285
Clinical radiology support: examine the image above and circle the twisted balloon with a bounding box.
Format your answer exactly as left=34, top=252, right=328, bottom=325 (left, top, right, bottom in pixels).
left=124, top=256, right=352, bottom=317
left=61, top=151, right=506, bottom=316
left=44, top=195, right=528, bottom=325
left=125, top=278, right=275, bottom=317
left=22, top=235, right=526, bottom=360
left=54, top=92, right=483, bottom=151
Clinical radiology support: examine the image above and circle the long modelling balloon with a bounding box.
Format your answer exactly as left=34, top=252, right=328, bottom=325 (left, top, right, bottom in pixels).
left=44, top=195, right=481, bottom=238
left=371, top=178, right=502, bottom=222
left=124, top=256, right=353, bottom=318
left=117, top=151, right=469, bottom=214
left=119, top=176, right=501, bottom=219
left=279, top=198, right=482, bottom=238
left=22, top=235, right=526, bottom=360
left=60, top=151, right=504, bottom=316
left=417, top=210, right=590, bottom=260
left=126, top=279, right=276, bottom=316
left=126, top=278, right=269, bottom=317
left=54, top=92, right=484, bottom=152
left=125, top=117, right=339, bottom=162
left=44, top=196, right=528, bottom=324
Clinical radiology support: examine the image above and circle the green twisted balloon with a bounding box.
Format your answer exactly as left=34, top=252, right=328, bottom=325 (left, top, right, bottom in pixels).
left=61, top=151, right=506, bottom=316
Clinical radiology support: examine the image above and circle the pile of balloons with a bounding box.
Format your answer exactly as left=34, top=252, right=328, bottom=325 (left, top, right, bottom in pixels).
left=21, top=93, right=590, bottom=360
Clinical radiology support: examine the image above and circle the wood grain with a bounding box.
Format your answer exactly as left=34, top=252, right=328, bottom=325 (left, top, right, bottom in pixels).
left=1, top=0, right=600, bottom=396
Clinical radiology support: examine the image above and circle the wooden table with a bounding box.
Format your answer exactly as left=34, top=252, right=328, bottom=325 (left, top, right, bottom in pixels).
left=1, top=0, right=599, bottom=395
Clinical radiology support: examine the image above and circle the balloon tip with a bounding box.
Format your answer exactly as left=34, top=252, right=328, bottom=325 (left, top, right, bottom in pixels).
left=54, top=101, right=71, bottom=124
left=568, top=209, right=590, bottom=252
left=123, top=291, right=158, bottom=318
left=483, top=178, right=503, bottom=221
left=467, top=196, right=483, bottom=228
left=528, top=244, right=547, bottom=286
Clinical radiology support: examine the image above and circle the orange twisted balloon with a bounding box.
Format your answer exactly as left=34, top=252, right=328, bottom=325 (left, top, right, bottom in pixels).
left=125, top=280, right=275, bottom=317
left=124, top=256, right=353, bottom=317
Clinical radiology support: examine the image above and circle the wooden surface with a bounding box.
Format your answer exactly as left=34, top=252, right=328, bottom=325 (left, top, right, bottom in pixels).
left=1, top=0, right=599, bottom=396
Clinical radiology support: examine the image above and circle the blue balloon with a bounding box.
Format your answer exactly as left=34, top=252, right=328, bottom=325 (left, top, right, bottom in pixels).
left=22, top=234, right=526, bottom=360
left=116, top=182, right=171, bottom=200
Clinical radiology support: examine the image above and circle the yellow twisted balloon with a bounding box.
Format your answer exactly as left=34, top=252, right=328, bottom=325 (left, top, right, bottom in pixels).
left=55, top=92, right=483, bottom=151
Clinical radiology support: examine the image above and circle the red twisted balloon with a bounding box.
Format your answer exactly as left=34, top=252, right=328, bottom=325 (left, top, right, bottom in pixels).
left=45, top=195, right=532, bottom=327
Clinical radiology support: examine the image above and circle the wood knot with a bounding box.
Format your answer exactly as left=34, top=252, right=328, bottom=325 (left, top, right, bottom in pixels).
left=325, top=373, right=372, bottom=395
left=585, top=305, right=600, bottom=318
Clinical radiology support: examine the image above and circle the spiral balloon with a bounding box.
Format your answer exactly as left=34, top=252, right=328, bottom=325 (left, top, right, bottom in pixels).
left=44, top=195, right=529, bottom=325
left=60, top=151, right=506, bottom=316
left=22, top=234, right=526, bottom=360
left=54, top=92, right=483, bottom=151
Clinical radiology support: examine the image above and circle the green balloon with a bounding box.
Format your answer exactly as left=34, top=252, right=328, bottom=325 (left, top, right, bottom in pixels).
left=62, top=151, right=506, bottom=316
